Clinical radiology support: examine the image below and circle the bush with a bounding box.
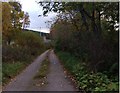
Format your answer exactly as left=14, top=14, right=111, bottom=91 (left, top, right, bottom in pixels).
left=54, top=30, right=118, bottom=77
left=15, top=31, right=45, bottom=55
left=3, top=31, right=46, bottom=63
left=2, top=45, right=32, bottom=62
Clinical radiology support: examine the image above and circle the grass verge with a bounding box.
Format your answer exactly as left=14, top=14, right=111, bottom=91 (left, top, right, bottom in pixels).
left=34, top=58, right=49, bottom=79
left=56, top=51, right=119, bottom=92
left=33, top=58, right=50, bottom=87
left=2, top=62, right=27, bottom=86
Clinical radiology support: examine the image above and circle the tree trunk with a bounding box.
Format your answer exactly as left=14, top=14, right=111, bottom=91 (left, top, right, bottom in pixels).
left=92, top=2, right=96, bottom=33
left=79, top=4, right=89, bottom=32
left=98, top=10, right=102, bottom=33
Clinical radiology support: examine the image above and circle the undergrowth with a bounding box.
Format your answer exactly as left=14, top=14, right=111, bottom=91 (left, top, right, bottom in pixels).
left=57, top=51, right=119, bottom=92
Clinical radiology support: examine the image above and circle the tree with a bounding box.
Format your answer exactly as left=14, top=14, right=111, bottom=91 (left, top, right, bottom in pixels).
left=2, top=2, right=24, bottom=45
left=22, top=12, right=30, bottom=30
left=44, top=2, right=118, bottom=76
left=39, top=2, right=119, bottom=34
left=2, top=2, right=13, bottom=44
left=9, top=2, right=24, bottom=29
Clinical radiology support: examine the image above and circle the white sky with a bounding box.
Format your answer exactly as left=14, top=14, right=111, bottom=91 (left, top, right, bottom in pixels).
left=18, top=0, right=57, bottom=33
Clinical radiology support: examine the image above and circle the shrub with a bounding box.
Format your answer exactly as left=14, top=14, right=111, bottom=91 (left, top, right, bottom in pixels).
left=54, top=30, right=118, bottom=77
left=2, top=31, right=46, bottom=63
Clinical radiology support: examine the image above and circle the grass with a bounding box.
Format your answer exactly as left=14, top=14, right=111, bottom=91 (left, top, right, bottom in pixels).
left=56, top=51, right=119, bottom=92
left=33, top=58, right=50, bottom=87
left=2, top=62, right=26, bottom=85
left=34, top=58, right=49, bottom=79
left=56, top=51, right=80, bottom=74
left=2, top=51, right=47, bottom=87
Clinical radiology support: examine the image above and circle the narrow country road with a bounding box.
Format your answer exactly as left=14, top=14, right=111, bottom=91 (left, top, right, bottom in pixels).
left=28, top=50, right=77, bottom=91
left=3, top=50, right=49, bottom=91
left=3, top=50, right=77, bottom=91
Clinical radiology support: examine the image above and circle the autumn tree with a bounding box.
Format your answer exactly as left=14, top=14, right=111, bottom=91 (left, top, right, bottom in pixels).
left=2, top=2, right=12, bottom=44
left=9, top=2, right=24, bottom=29
left=2, top=2, right=25, bottom=44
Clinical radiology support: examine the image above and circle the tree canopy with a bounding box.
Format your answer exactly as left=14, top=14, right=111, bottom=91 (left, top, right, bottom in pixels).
left=39, top=2, right=119, bottom=33
left=2, top=2, right=30, bottom=44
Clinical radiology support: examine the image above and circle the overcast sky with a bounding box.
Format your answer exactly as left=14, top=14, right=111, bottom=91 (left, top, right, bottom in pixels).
left=19, top=0, right=57, bottom=33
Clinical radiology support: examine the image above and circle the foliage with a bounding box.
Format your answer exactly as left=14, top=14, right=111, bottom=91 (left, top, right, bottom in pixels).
left=2, top=62, right=25, bottom=85
left=2, top=2, right=29, bottom=45
left=39, top=2, right=119, bottom=33
left=2, top=31, right=45, bottom=63
left=2, top=2, right=12, bottom=32
left=9, top=2, right=24, bottom=29
left=16, top=31, right=45, bottom=54
left=49, top=4, right=118, bottom=78
left=46, top=2, right=119, bottom=91
left=52, top=21, right=118, bottom=77
left=2, top=2, right=13, bottom=44
left=57, top=51, right=119, bottom=92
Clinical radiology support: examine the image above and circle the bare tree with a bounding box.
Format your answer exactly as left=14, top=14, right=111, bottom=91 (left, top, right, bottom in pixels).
left=23, top=12, right=30, bottom=30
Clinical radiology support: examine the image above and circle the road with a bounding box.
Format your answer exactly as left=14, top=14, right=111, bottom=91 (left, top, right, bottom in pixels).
left=3, top=50, right=49, bottom=91
left=45, top=50, right=76, bottom=91
left=3, top=50, right=77, bottom=91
